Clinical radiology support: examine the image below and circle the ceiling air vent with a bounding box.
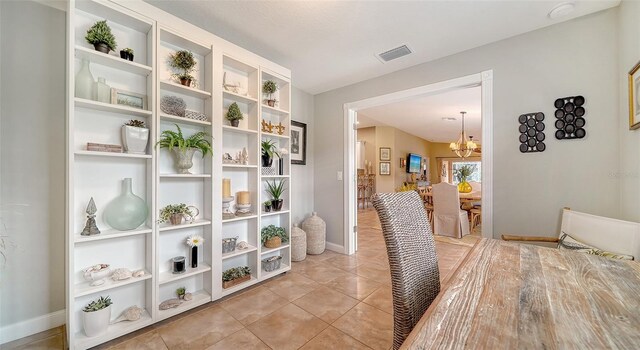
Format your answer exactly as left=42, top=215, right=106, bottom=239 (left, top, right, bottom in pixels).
left=377, top=45, right=412, bottom=63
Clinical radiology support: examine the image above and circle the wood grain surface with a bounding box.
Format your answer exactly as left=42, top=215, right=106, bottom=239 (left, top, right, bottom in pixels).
left=401, top=239, right=640, bottom=349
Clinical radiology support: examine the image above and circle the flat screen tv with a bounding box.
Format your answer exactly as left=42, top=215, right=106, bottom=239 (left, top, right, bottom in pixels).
left=407, top=153, right=422, bottom=174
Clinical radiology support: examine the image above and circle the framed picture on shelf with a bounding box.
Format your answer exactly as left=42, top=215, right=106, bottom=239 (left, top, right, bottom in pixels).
left=111, top=88, right=147, bottom=110
left=380, top=162, right=390, bottom=175
left=629, top=60, right=640, bottom=129
left=379, top=147, right=391, bottom=161
left=291, top=120, right=307, bottom=165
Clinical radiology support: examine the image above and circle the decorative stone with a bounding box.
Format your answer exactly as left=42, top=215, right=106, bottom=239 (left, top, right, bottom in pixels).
left=111, top=268, right=133, bottom=281
left=291, top=224, right=307, bottom=262
left=112, top=306, right=144, bottom=323
left=184, top=292, right=193, bottom=301
left=132, top=269, right=145, bottom=277
left=159, top=298, right=182, bottom=310
left=160, top=95, right=186, bottom=117
left=302, top=212, right=326, bottom=255
left=236, top=241, right=249, bottom=250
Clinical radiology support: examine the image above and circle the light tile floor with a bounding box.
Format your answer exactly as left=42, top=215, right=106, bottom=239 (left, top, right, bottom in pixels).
left=7, top=209, right=478, bottom=350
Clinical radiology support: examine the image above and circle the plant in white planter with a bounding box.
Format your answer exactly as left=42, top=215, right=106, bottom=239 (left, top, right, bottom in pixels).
left=122, top=120, right=149, bottom=154
left=83, top=296, right=112, bottom=337
left=157, top=124, right=213, bottom=174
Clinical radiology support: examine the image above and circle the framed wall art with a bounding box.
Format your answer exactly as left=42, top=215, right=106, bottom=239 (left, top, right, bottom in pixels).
left=110, top=88, right=147, bottom=110
left=291, top=120, right=307, bottom=165
left=629, top=60, right=640, bottom=129
left=379, top=147, right=391, bottom=161
left=379, top=161, right=390, bottom=175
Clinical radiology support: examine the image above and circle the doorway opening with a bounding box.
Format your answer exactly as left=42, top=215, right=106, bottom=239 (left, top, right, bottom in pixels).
left=343, top=71, right=493, bottom=255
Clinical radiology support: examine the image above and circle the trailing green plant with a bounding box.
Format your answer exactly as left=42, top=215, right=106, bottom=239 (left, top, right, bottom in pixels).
left=176, top=287, right=186, bottom=296
left=124, top=119, right=145, bottom=128
left=157, top=124, right=212, bottom=157
left=454, top=165, right=476, bottom=183
left=169, top=50, right=197, bottom=83
left=260, top=225, right=288, bottom=245
left=225, top=102, right=244, bottom=121
left=83, top=296, right=112, bottom=312
left=262, top=80, right=277, bottom=98
left=85, top=20, right=117, bottom=51
left=266, top=179, right=286, bottom=200
left=261, top=139, right=277, bottom=158
left=123, top=48, right=134, bottom=54
left=157, top=203, right=195, bottom=224
left=222, top=266, right=251, bottom=282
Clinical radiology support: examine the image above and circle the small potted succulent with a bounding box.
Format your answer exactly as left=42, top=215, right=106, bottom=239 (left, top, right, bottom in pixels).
left=262, top=80, right=278, bottom=107
left=261, top=139, right=277, bottom=167
left=85, top=20, right=117, bottom=54
left=225, top=102, right=244, bottom=127
left=157, top=124, right=213, bottom=174
left=263, top=200, right=273, bottom=213
left=266, top=179, right=286, bottom=211
left=82, top=296, right=112, bottom=337
left=122, top=120, right=149, bottom=154
left=120, top=48, right=134, bottom=61
left=169, top=50, right=197, bottom=87
left=261, top=224, right=288, bottom=248
left=222, top=266, right=251, bottom=289
left=176, top=287, right=186, bottom=300
left=158, top=203, right=198, bottom=225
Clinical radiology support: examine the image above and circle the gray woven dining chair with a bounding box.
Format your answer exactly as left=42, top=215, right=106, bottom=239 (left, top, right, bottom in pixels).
left=372, top=191, right=440, bottom=350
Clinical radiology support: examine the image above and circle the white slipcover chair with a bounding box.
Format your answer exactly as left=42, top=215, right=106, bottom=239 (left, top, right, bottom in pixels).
left=467, top=181, right=481, bottom=192
left=431, top=182, right=470, bottom=238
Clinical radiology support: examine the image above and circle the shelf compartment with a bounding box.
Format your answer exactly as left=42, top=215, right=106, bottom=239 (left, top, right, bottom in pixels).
left=261, top=263, right=290, bottom=280
left=158, top=290, right=212, bottom=321
left=160, top=174, right=212, bottom=179
left=223, top=215, right=258, bottom=223
left=261, top=244, right=290, bottom=256
left=262, top=104, right=290, bottom=116
left=159, top=263, right=211, bottom=285
left=160, top=81, right=211, bottom=99
left=159, top=219, right=212, bottom=232
left=75, top=309, right=152, bottom=349
left=223, top=164, right=257, bottom=169
left=75, top=150, right=152, bottom=159
left=74, top=269, right=152, bottom=298
left=222, top=125, right=258, bottom=135
left=221, top=276, right=259, bottom=297
left=262, top=210, right=290, bottom=217
left=261, top=132, right=290, bottom=140
left=223, top=90, right=258, bottom=104
left=75, top=98, right=152, bottom=118
left=261, top=175, right=290, bottom=179
left=75, top=46, right=152, bottom=76
left=160, top=113, right=211, bottom=126
left=222, top=244, right=258, bottom=260
left=160, top=27, right=211, bottom=56
left=74, top=226, right=152, bottom=244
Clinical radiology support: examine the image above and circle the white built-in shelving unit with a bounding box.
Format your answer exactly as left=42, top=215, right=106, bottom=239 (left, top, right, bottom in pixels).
left=66, top=1, right=292, bottom=349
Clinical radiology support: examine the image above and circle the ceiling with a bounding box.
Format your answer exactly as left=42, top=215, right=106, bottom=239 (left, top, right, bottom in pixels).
left=357, top=86, right=481, bottom=144
left=146, top=1, right=619, bottom=94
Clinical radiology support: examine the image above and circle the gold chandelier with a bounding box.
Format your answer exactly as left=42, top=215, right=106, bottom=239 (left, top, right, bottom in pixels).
left=449, top=111, right=478, bottom=158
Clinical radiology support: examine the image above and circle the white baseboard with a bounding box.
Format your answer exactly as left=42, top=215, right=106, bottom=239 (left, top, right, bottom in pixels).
left=325, top=242, right=345, bottom=254
left=0, top=309, right=65, bottom=345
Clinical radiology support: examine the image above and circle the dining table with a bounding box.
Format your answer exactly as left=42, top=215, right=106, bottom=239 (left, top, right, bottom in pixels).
left=401, top=238, right=640, bottom=349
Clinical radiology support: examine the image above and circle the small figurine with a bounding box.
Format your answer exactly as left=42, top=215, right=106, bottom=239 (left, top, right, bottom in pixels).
left=274, top=122, right=286, bottom=135
left=81, top=197, right=100, bottom=236
left=241, top=147, right=249, bottom=165
left=261, top=119, right=274, bottom=133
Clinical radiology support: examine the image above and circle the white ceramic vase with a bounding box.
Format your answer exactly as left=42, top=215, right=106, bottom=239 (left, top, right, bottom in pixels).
left=75, top=58, right=94, bottom=100
left=121, top=126, right=149, bottom=154
left=83, top=305, right=111, bottom=337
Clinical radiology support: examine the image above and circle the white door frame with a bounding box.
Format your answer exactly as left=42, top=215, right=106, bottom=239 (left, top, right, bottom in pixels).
left=343, top=70, right=494, bottom=255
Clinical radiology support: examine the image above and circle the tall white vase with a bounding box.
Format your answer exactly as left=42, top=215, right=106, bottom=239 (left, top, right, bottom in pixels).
left=75, top=58, right=94, bottom=100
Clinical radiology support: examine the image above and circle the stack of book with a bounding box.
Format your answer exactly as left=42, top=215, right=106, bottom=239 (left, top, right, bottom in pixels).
left=87, top=142, right=123, bottom=153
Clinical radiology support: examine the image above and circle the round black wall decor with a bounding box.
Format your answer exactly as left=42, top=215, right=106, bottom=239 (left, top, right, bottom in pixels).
left=554, top=95, right=586, bottom=140
left=518, top=112, right=546, bottom=153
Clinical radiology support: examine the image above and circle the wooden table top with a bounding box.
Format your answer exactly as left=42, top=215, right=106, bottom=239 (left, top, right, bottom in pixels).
left=401, top=238, right=640, bottom=349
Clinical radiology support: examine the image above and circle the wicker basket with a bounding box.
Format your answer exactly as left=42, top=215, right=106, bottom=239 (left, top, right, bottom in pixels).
left=222, top=237, right=238, bottom=254
left=265, top=236, right=281, bottom=248
left=262, top=256, right=283, bottom=272
left=291, top=224, right=307, bottom=262
left=302, top=212, right=326, bottom=255
left=184, top=109, right=208, bottom=122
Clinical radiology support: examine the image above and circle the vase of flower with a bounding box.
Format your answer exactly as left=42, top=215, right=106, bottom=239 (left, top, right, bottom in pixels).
left=186, top=235, right=204, bottom=268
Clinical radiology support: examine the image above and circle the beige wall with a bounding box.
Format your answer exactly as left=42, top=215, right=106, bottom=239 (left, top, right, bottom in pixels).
left=375, top=126, right=396, bottom=193
left=356, top=127, right=376, bottom=172
left=427, top=142, right=457, bottom=183
left=393, top=128, right=430, bottom=189
left=314, top=9, right=620, bottom=246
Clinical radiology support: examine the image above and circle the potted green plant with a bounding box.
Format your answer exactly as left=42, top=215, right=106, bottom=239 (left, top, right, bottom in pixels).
left=169, top=50, right=197, bottom=87
left=85, top=20, right=117, bottom=54
left=82, top=296, right=112, bottom=337
left=121, top=120, right=149, bottom=155
left=454, top=165, right=476, bottom=193
left=263, top=200, right=273, bottom=213
left=222, top=266, right=251, bottom=289
left=266, top=179, right=286, bottom=211
left=225, top=102, right=243, bottom=127
left=158, top=203, right=198, bottom=225
left=261, top=139, right=277, bottom=167
left=262, top=80, right=278, bottom=107
left=120, top=48, right=134, bottom=61
left=176, top=287, right=186, bottom=300
left=157, top=124, right=212, bottom=174
left=261, top=224, right=288, bottom=248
